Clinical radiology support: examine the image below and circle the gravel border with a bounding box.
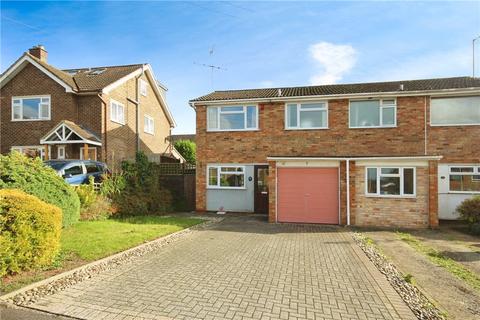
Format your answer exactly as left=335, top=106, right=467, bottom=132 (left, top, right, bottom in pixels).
left=353, top=232, right=446, bottom=320
left=1, top=216, right=222, bottom=306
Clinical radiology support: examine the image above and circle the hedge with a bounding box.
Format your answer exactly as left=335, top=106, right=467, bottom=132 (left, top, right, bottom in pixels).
left=0, top=152, right=80, bottom=227
left=0, top=189, right=62, bottom=277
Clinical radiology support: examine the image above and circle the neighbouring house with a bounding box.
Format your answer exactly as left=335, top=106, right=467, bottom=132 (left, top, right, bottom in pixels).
left=0, top=45, right=179, bottom=168
left=190, top=77, right=480, bottom=228
left=168, top=134, right=196, bottom=144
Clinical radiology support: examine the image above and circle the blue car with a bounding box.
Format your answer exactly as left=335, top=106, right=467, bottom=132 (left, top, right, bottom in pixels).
left=44, top=160, right=110, bottom=185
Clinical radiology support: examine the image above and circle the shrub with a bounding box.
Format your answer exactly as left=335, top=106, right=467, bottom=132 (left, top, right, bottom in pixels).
left=100, top=173, right=126, bottom=197
left=0, top=189, right=62, bottom=277
left=112, top=152, right=173, bottom=216
left=457, top=195, right=480, bottom=224
left=0, top=152, right=80, bottom=227
left=75, top=177, right=97, bottom=208
left=174, top=140, right=196, bottom=164
left=80, top=195, right=115, bottom=221
left=75, top=177, right=115, bottom=221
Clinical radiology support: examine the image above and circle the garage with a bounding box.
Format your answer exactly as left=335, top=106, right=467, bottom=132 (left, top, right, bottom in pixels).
left=277, top=167, right=339, bottom=224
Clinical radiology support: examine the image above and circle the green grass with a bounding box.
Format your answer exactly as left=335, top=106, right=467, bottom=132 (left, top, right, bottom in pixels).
left=1, top=215, right=203, bottom=294
left=397, top=232, right=480, bottom=292
left=60, top=216, right=203, bottom=261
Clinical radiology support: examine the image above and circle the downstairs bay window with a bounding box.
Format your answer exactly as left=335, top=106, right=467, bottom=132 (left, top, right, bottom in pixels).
left=366, top=167, right=415, bottom=197
left=207, top=165, right=245, bottom=189
left=449, top=166, right=480, bottom=193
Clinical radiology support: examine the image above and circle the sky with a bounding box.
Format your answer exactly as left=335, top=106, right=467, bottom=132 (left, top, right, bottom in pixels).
left=1, top=1, right=479, bottom=134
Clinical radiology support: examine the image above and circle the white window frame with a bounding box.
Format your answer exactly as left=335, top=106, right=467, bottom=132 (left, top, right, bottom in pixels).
left=285, top=101, right=329, bottom=130
left=11, top=145, right=51, bottom=160
left=57, top=146, right=65, bottom=159
left=110, top=99, right=125, bottom=125
left=79, top=147, right=97, bottom=160
left=430, top=96, right=480, bottom=127
left=206, top=165, right=246, bottom=189
left=365, top=167, right=416, bottom=197
left=206, top=105, right=259, bottom=132
left=448, top=165, right=480, bottom=194
left=349, top=98, right=397, bottom=129
left=144, top=114, right=154, bottom=135
left=11, top=95, right=51, bottom=121
left=140, top=79, right=148, bottom=96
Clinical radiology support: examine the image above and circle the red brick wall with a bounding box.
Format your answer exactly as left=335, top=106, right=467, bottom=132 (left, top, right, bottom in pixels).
left=196, top=97, right=430, bottom=212
left=0, top=64, right=78, bottom=154
left=354, top=166, right=430, bottom=228
left=428, top=160, right=439, bottom=227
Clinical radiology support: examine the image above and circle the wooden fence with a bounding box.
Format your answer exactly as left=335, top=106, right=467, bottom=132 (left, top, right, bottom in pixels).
left=155, top=163, right=196, bottom=211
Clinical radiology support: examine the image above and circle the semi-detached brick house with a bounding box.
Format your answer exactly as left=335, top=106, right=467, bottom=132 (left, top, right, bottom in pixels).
left=190, top=77, right=480, bottom=228
left=0, top=46, right=180, bottom=169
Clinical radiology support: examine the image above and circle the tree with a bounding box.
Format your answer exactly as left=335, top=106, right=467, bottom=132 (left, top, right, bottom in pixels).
left=174, top=140, right=196, bottom=164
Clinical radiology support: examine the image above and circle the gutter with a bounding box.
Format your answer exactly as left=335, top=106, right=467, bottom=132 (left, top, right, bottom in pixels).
left=189, top=87, right=480, bottom=106
left=267, top=156, right=443, bottom=161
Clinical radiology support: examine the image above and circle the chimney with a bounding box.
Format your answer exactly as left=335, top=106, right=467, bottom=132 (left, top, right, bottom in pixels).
left=29, top=45, right=48, bottom=62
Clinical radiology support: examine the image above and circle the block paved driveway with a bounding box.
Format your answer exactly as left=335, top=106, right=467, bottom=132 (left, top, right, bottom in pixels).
left=31, top=216, right=415, bottom=320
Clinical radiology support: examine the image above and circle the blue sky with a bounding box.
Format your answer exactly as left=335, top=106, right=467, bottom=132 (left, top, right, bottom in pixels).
left=1, top=1, right=479, bottom=133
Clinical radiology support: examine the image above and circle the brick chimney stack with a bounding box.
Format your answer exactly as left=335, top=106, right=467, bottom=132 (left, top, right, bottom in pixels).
left=28, top=45, right=48, bottom=62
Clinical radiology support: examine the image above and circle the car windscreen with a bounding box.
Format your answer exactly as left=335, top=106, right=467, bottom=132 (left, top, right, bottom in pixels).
left=45, top=161, right=68, bottom=171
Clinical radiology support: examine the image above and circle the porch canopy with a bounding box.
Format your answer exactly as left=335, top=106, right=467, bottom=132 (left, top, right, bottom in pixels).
left=40, top=120, right=101, bottom=160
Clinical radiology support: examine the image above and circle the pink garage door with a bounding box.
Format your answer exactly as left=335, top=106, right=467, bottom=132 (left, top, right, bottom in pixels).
left=277, top=168, right=339, bottom=224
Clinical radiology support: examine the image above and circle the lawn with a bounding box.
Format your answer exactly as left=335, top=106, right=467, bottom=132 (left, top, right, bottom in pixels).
left=1, top=216, right=203, bottom=294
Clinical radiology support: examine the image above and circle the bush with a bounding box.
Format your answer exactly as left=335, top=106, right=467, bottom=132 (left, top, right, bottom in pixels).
left=76, top=177, right=115, bottom=221
left=0, top=152, right=80, bottom=227
left=0, top=189, right=62, bottom=277
left=457, top=195, right=480, bottom=225
left=174, top=140, right=196, bottom=164
left=80, top=195, right=115, bottom=221
left=112, top=152, right=173, bottom=216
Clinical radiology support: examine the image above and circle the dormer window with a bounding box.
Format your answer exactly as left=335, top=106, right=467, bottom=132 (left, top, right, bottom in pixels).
left=12, top=95, right=51, bottom=121
left=140, top=79, right=148, bottom=96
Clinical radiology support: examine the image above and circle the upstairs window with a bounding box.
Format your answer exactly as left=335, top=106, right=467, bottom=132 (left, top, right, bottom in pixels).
left=286, top=102, right=328, bottom=129
left=350, top=99, right=396, bottom=128
left=140, top=79, right=148, bottom=96
left=110, top=100, right=125, bottom=124
left=144, top=114, right=154, bottom=134
left=366, top=167, right=415, bottom=197
left=207, top=165, right=245, bottom=189
left=207, top=106, right=258, bottom=131
left=430, top=96, right=480, bottom=126
left=12, top=96, right=50, bottom=121
left=449, top=166, right=480, bottom=193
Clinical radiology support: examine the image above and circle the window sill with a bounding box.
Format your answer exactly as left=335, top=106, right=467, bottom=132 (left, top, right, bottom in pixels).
left=144, top=131, right=155, bottom=136
left=207, top=129, right=259, bottom=132
left=285, top=127, right=329, bottom=131
left=448, top=191, right=480, bottom=194
left=365, top=194, right=416, bottom=199
left=11, top=118, right=51, bottom=122
left=349, top=125, right=397, bottom=129
left=430, top=123, right=480, bottom=127
left=111, top=119, right=125, bottom=125
left=207, top=186, right=247, bottom=190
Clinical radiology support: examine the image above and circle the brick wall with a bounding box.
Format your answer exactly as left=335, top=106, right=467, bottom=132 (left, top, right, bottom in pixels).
left=0, top=64, right=78, bottom=154
left=353, top=166, right=430, bottom=228
left=137, top=74, right=171, bottom=155
left=105, top=74, right=172, bottom=169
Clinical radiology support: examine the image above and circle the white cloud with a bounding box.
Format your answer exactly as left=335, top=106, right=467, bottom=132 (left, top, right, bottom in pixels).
left=309, top=42, right=357, bottom=85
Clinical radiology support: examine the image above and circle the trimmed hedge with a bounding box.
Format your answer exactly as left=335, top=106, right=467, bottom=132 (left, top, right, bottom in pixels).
left=0, top=152, right=80, bottom=227
left=0, top=189, right=62, bottom=277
